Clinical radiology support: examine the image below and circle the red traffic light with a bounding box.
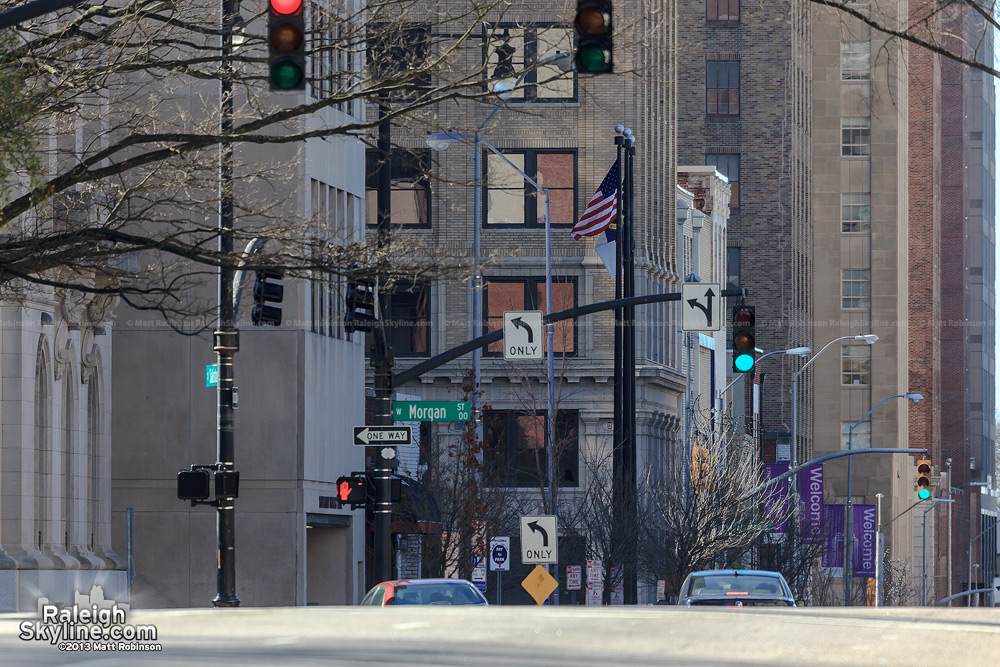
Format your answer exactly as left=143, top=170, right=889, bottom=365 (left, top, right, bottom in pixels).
left=270, top=0, right=303, bottom=15
left=733, top=307, right=755, bottom=327
left=576, top=6, right=608, bottom=35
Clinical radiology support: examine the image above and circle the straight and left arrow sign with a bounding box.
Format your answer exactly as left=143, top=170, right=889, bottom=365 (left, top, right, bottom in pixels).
left=353, top=426, right=413, bottom=446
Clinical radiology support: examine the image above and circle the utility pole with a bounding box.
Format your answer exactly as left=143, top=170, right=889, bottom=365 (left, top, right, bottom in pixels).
left=622, top=130, right=637, bottom=604
left=213, top=0, right=240, bottom=607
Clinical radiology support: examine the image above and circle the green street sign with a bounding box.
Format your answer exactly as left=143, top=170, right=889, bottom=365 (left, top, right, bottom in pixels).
left=206, top=364, right=219, bottom=387
left=393, top=401, right=471, bottom=422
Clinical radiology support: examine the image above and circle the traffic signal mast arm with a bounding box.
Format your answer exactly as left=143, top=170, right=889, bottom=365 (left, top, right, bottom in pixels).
left=394, top=288, right=747, bottom=385
left=744, top=447, right=930, bottom=498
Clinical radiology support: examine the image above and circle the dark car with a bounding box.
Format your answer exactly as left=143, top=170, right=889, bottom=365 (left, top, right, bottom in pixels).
left=676, top=569, right=795, bottom=607
left=360, top=579, right=489, bottom=606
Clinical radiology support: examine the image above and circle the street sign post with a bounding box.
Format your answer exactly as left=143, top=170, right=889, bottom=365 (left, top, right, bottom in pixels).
left=520, top=515, right=558, bottom=564
left=352, top=426, right=413, bottom=446
left=489, top=536, right=510, bottom=606
left=392, top=401, right=471, bottom=422
left=681, top=283, right=722, bottom=331
left=503, top=310, right=543, bottom=360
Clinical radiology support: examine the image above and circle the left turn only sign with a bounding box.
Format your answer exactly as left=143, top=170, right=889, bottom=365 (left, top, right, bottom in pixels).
left=353, top=426, right=412, bottom=446
left=503, top=310, right=543, bottom=360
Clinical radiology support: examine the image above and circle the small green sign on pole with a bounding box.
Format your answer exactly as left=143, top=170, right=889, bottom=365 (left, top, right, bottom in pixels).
left=206, top=364, right=219, bottom=387
left=392, top=401, right=471, bottom=422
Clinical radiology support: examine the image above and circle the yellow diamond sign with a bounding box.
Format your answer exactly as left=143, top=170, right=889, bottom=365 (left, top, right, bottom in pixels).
left=521, top=564, right=558, bottom=605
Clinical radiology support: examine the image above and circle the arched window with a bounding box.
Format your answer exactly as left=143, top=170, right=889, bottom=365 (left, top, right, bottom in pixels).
left=87, top=371, right=101, bottom=552
left=63, top=367, right=76, bottom=552
left=34, top=342, right=52, bottom=550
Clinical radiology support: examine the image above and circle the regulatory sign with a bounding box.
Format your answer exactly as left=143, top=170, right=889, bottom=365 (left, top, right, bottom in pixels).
left=682, top=283, right=722, bottom=332
left=471, top=557, right=487, bottom=593
left=392, top=401, right=471, bottom=422
left=352, top=426, right=412, bottom=446
left=489, top=536, right=511, bottom=572
left=503, top=310, right=543, bottom=360
left=520, top=515, right=558, bottom=564
left=566, top=565, right=582, bottom=591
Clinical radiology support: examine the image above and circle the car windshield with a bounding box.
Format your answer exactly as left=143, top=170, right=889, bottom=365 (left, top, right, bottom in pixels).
left=393, top=583, right=484, bottom=605
left=687, top=574, right=786, bottom=597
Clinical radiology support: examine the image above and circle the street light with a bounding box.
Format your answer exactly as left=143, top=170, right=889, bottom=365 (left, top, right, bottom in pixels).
left=427, top=126, right=561, bottom=602
left=843, top=391, right=922, bottom=605
left=966, top=489, right=991, bottom=606
left=790, top=334, right=877, bottom=469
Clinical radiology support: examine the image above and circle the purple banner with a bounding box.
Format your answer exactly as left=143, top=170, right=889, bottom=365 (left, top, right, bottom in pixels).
left=822, top=504, right=845, bottom=570
left=764, top=463, right=789, bottom=533
left=852, top=504, right=877, bottom=578
left=798, top=464, right=824, bottom=543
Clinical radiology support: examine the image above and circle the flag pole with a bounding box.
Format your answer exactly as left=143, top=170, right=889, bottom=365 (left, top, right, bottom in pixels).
left=610, top=124, right=625, bottom=604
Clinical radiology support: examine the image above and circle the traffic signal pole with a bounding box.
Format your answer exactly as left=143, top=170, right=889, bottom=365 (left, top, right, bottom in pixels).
left=213, top=0, right=239, bottom=607
left=372, top=107, right=394, bottom=586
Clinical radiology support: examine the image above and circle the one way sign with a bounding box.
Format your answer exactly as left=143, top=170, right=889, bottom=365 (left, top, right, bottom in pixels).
left=353, top=426, right=412, bottom=446
left=682, top=283, right=722, bottom=332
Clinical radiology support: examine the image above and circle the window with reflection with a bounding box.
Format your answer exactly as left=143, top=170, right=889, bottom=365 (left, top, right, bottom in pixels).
left=483, top=409, right=579, bottom=487
left=483, top=277, right=576, bottom=355
left=365, top=149, right=431, bottom=227
left=485, top=24, right=575, bottom=102
left=485, top=149, right=576, bottom=227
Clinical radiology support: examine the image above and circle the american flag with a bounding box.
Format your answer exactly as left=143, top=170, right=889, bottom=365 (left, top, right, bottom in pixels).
left=571, top=162, right=618, bottom=240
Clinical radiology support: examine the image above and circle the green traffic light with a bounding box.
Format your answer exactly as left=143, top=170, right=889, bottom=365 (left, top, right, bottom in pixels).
left=578, top=45, right=608, bottom=72
left=734, top=354, right=755, bottom=373
left=917, top=488, right=931, bottom=500
left=271, top=60, right=303, bottom=89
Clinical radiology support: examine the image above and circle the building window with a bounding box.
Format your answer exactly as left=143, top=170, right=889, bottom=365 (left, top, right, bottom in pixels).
left=484, top=277, right=576, bottom=354
left=841, top=345, right=871, bottom=385
left=485, top=150, right=576, bottom=226
left=841, top=41, right=870, bottom=80
left=841, top=269, right=870, bottom=309
left=365, top=281, right=431, bottom=357
left=707, top=0, right=739, bottom=22
left=707, top=153, right=740, bottom=208
left=842, top=117, right=871, bottom=156
left=726, top=246, right=741, bottom=298
left=706, top=61, right=740, bottom=116
left=841, top=193, right=870, bottom=233
left=483, top=410, right=579, bottom=487
left=365, top=149, right=431, bottom=227
left=367, top=23, right=430, bottom=103
left=841, top=421, right=872, bottom=450
left=485, top=24, right=576, bottom=102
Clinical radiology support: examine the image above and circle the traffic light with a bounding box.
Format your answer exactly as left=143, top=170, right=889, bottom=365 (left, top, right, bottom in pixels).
left=336, top=475, right=367, bottom=507
left=268, top=0, right=306, bottom=91
left=252, top=269, right=284, bottom=326
left=916, top=458, right=932, bottom=500
left=574, top=1, right=613, bottom=74
left=732, top=305, right=756, bottom=373
left=344, top=275, right=377, bottom=335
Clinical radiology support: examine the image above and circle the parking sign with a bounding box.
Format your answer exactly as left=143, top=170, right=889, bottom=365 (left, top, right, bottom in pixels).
left=489, top=536, right=510, bottom=571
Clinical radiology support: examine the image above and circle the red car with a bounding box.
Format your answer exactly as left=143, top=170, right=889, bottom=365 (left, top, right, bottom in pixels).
left=360, top=579, right=489, bottom=606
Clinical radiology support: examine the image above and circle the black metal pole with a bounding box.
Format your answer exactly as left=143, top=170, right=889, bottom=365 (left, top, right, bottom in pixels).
left=623, top=134, right=637, bottom=604
left=213, top=0, right=239, bottom=608
left=372, top=105, right=394, bottom=585
left=609, top=128, right=624, bottom=604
